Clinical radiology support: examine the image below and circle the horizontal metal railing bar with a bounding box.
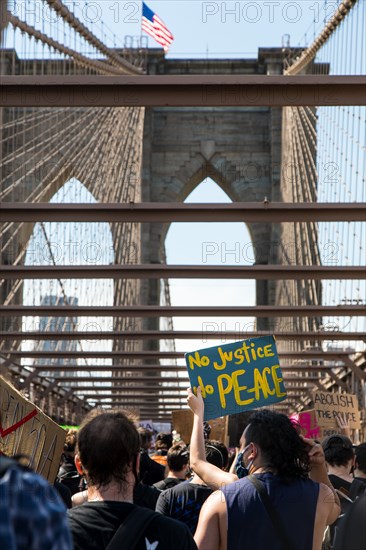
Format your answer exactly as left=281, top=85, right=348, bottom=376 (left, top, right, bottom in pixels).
left=130, top=407, right=181, bottom=409
left=79, top=391, right=187, bottom=395
left=72, top=386, right=193, bottom=391
left=86, top=403, right=183, bottom=406
left=74, top=385, right=310, bottom=392
left=92, top=397, right=187, bottom=401
left=3, top=331, right=363, bottom=341
left=130, top=411, right=177, bottom=414
left=27, top=365, right=188, bottom=372
left=1, top=264, right=364, bottom=280
left=46, top=375, right=320, bottom=383
left=84, top=396, right=188, bottom=400
left=4, top=350, right=359, bottom=359
left=27, top=364, right=338, bottom=372
left=94, top=400, right=187, bottom=403
left=1, top=305, right=364, bottom=317
left=1, top=75, right=365, bottom=107
left=57, top=377, right=189, bottom=383
left=106, top=399, right=332, bottom=406
left=1, top=202, right=365, bottom=222
left=89, top=395, right=301, bottom=400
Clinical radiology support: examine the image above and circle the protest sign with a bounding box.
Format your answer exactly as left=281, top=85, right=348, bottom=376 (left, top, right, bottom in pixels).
left=312, top=390, right=360, bottom=431
left=172, top=410, right=193, bottom=444
left=0, top=376, right=66, bottom=482
left=153, top=422, right=171, bottom=434
left=139, top=419, right=154, bottom=433
left=290, top=409, right=322, bottom=439
left=209, top=416, right=229, bottom=446
left=185, top=335, right=287, bottom=421
left=172, top=409, right=228, bottom=445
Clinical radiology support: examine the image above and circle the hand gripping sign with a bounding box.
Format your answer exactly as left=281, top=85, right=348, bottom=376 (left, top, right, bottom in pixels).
left=185, top=335, right=287, bottom=421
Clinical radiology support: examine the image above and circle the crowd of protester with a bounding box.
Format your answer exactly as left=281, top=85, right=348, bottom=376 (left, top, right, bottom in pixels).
left=1, top=390, right=365, bottom=550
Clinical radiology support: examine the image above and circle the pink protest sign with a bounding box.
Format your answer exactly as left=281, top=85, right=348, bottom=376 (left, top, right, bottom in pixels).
left=290, top=409, right=321, bottom=439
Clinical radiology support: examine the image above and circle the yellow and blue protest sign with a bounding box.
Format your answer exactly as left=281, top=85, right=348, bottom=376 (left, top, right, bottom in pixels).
left=185, top=335, right=287, bottom=421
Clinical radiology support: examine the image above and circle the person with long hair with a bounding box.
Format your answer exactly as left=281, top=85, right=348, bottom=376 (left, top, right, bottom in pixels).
left=187, top=387, right=340, bottom=550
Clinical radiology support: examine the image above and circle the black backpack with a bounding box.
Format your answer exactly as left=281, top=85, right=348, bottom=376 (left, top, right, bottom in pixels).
left=322, top=481, right=366, bottom=550
left=333, top=494, right=366, bottom=550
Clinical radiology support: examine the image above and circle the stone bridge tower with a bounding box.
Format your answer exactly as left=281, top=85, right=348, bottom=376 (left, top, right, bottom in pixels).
left=141, top=48, right=286, bottom=336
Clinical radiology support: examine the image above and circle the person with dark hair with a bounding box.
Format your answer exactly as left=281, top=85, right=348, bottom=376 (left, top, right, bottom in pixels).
left=139, top=427, right=153, bottom=450
left=70, top=418, right=163, bottom=510
left=151, top=433, right=173, bottom=467
left=57, top=429, right=84, bottom=497
left=187, top=387, right=340, bottom=550
left=204, top=440, right=229, bottom=470
left=353, top=442, right=366, bottom=484
left=321, top=434, right=365, bottom=539
left=321, top=435, right=355, bottom=496
left=138, top=427, right=165, bottom=486
left=67, top=411, right=197, bottom=550
left=156, top=440, right=229, bottom=534
left=154, top=444, right=190, bottom=490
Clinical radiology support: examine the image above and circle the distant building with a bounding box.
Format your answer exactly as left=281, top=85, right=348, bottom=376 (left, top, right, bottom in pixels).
left=34, top=294, right=79, bottom=379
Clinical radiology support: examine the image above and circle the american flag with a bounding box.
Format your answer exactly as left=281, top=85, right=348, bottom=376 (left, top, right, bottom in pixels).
left=142, top=2, right=174, bottom=52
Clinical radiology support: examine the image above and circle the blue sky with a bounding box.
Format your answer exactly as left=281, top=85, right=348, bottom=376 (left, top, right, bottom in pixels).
left=104, top=1, right=337, bottom=56
left=165, top=178, right=256, bottom=356
left=124, top=0, right=334, bottom=56
left=7, top=1, right=339, bottom=59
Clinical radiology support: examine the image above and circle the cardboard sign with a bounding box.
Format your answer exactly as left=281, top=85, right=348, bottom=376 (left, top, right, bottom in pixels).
left=312, top=390, right=360, bottom=430
left=172, top=410, right=228, bottom=445
left=185, top=336, right=287, bottom=421
left=172, top=410, right=193, bottom=444
left=290, top=409, right=322, bottom=439
left=209, top=416, right=228, bottom=444
left=0, top=376, right=66, bottom=482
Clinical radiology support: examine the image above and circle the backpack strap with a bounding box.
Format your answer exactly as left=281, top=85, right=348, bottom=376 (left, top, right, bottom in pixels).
left=106, top=506, right=158, bottom=550
left=348, top=479, right=366, bottom=502
left=248, top=475, right=294, bottom=550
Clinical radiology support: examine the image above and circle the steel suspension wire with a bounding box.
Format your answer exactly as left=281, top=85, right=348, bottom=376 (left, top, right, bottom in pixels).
left=1, top=1, right=152, bottom=415
left=1, top=113, right=145, bottom=402
left=0, top=108, right=110, bottom=260
left=313, top=0, right=366, bottom=353
left=43, top=0, right=143, bottom=74
left=285, top=0, right=358, bottom=75
left=6, top=12, right=126, bottom=75
left=280, top=0, right=365, bottom=371
left=0, top=107, right=113, bottom=339
left=1, top=104, right=143, bottom=303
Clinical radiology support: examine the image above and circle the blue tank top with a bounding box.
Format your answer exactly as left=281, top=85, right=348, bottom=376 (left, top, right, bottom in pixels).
left=222, top=472, right=319, bottom=550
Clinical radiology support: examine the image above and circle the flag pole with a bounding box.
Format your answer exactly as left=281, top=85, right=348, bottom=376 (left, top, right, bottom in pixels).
left=140, top=1, right=143, bottom=48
